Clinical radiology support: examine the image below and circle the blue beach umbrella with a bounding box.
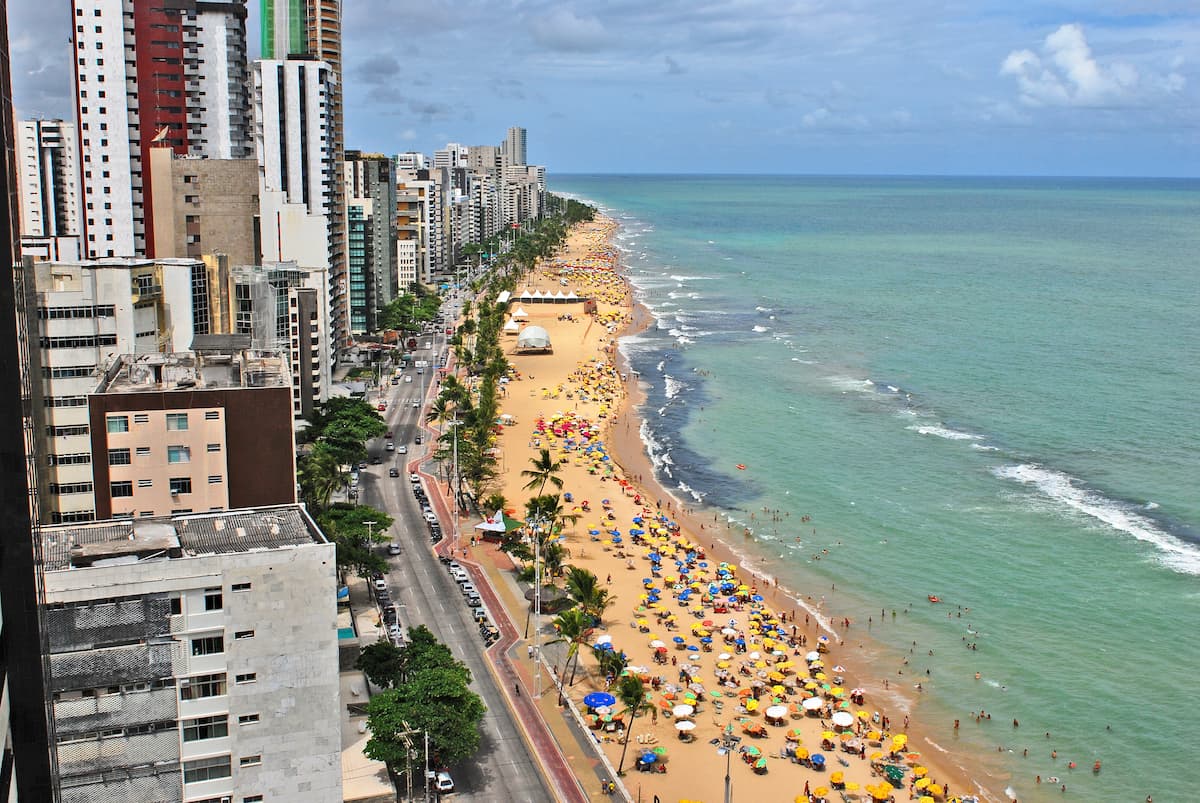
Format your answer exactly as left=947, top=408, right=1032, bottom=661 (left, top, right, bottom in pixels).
left=752, top=595, right=764, bottom=602
left=673, top=636, right=685, bottom=644
left=584, top=692, right=616, bottom=708
left=687, top=645, right=699, bottom=651
left=810, top=753, right=826, bottom=768
left=701, top=637, right=713, bottom=644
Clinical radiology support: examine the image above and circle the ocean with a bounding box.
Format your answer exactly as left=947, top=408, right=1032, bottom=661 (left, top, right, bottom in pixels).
left=549, top=175, right=1200, bottom=802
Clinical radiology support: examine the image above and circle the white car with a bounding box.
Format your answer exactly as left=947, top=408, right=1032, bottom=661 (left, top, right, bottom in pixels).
left=404, top=375, right=412, bottom=383
left=397, top=445, right=408, bottom=454
left=410, top=473, right=421, bottom=484
left=426, top=770, right=454, bottom=793
left=387, top=543, right=401, bottom=556
left=423, top=511, right=438, bottom=524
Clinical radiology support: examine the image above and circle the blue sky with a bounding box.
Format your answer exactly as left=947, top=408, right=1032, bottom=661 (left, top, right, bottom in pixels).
left=10, top=1, right=1199, bottom=176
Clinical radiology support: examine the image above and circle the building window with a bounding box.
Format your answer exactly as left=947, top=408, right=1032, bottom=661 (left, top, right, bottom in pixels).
left=190, top=635, right=224, bottom=656
left=238, top=713, right=259, bottom=725
left=205, top=410, right=220, bottom=420
left=107, top=448, right=131, bottom=465
left=234, top=630, right=254, bottom=640
left=110, top=481, right=133, bottom=498
left=166, top=412, right=189, bottom=430
left=207, top=443, right=221, bottom=452
left=167, top=445, right=191, bottom=463
left=106, top=415, right=129, bottom=433
left=170, top=597, right=182, bottom=615
left=169, top=477, right=192, bottom=495
left=203, top=588, right=222, bottom=610
left=137, top=479, right=152, bottom=488
left=133, top=413, right=149, bottom=424
left=182, top=714, right=228, bottom=742
left=179, top=673, right=226, bottom=700
left=232, top=582, right=251, bottom=592
left=208, top=475, right=222, bottom=484
left=239, top=755, right=262, bottom=767
left=244, top=796, right=265, bottom=803
left=183, top=755, right=231, bottom=784
left=235, top=672, right=256, bottom=684
left=136, top=446, right=151, bottom=457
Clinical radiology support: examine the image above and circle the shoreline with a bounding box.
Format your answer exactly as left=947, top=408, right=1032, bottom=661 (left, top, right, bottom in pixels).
left=481, top=213, right=1004, bottom=802
left=605, top=260, right=1002, bottom=801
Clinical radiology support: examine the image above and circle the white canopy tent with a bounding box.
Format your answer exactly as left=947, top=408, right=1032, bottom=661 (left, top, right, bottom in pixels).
left=516, top=325, right=551, bottom=351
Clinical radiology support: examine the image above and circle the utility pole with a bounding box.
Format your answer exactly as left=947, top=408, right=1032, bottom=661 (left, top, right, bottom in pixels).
left=533, top=516, right=543, bottom=699
left=394, top=721, right=425, bottom=801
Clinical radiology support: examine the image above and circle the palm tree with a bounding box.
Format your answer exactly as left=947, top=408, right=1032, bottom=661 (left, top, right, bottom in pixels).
left=549, top=608, right=592, bottom=702
left=565, top=566, right=615, bottom=625
left=521, top=448, right=564, bottom=497
left=615, top=674, right=648, bottom=776
left=297, top=447, right=344, bottom=511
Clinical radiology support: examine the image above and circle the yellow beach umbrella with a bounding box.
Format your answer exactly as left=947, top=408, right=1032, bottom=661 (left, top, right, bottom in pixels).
left=915, top=778, right=931, bottom=790
left=919, top=798, right=935, bottom=803
left=857, top=710, right=871, bottom=721
left=814, top=788, right=829, bottom=798
left=928, top=784, right=943, bottom=797
left=913, top=766, right=928, bottom=777
left=830, top=771, right=845, bottom=784
left=821, top=731, right=836, bottom=740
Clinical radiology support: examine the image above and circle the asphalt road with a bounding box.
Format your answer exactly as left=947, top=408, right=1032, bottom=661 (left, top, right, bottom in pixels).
left=357, top=324, right=555, bottom=803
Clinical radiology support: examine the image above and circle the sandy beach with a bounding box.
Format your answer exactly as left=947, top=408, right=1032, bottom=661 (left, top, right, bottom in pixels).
left=461, top=216, right=988, bottom=803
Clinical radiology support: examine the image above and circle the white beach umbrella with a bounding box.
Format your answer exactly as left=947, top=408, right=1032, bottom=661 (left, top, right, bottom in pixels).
left=672, top=704, right=694, bottom=718
left=831, top=711, right=855, bottom=728
left=675, top=720, right=696, bottom=731
left=803, top=697, right=825, bottom=711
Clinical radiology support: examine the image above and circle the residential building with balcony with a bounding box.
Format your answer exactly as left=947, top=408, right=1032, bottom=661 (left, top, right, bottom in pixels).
left=16, top=118, right=82, bottom=262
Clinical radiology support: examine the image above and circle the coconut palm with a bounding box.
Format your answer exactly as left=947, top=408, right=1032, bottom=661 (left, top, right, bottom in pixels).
left=297, top=446, right=345, bottom=512
left=521, top=448, right=564, bottom=496
left=615, top=674, right=648, bottom=776
left=565, top=566, right=616, bottom=626
left=548, top=608, right=592, bottom=702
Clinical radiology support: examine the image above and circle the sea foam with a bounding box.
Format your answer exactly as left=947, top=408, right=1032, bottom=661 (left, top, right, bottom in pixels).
left=992, top=463, right=1200, bottom=575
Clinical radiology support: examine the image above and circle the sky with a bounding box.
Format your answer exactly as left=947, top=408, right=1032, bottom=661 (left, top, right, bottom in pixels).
left=9, top=1, right=1200, bottom=176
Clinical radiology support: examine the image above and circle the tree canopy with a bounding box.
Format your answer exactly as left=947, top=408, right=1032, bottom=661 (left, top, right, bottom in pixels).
left=362, top=626, right=486, bottom=771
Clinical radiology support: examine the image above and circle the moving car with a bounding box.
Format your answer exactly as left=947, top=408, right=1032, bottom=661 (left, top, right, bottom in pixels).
left=414, top=434, right=423, bottom=445
left=377, top=402, right=387, bottom=411
left=388, top=467, right=399, bottom=478
left=386, top=441, right=395, bottom=451
left=397, top=445, right=408, bottom=454
left=387, top=543, right=401, bottom=556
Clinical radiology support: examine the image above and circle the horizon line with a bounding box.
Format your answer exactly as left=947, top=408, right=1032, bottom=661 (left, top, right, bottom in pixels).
left=548, top=171, right=1200, bottom=181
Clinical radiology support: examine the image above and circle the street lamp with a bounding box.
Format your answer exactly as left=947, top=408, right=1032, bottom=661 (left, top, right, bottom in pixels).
left=532, top=514, right=543, bottom=699
left=720, top=725, right=741, bottom=803
left=362, top=521, right=376, bottom=542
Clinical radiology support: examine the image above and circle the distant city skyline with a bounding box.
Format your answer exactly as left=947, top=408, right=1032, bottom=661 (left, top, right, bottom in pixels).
left=10, top=2, right=1199, bottom=176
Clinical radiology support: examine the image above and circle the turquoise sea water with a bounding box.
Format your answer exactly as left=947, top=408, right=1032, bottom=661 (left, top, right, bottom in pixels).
left=549, top=175, right=1200, bottom=802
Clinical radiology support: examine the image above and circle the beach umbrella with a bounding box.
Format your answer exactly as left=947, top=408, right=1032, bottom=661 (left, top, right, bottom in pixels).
left=831, top=771, right=845, bottom=784
left=821, top=731, right=837, bottom=741
left=743, top=745, right=761, bottom=757
left=638, top=752, right=656, bottom=766
left=810, top=753, right=826, bottom=768
left=927, top=784, right=943, bottom=797
left=765, top=704, right=788, bottom=719
left=915, top=778, right=931, bottom=790
left=814, top=786, right=829, bottom=798
left=754, top=757, right=767, bottom=770
left=919, top=798, right=935, bottom=803
left=584, top=692, right=616, bottom=709
left=745, top=699, right=759, bottom=712
left=845, top=782, right=860, bottom=792
left=803, top=697, right=824, bottom=711
left=913, top=766, right=928, bottom=777
left=672, top=704, right=694, bottom=718
left=675, top=720, right=696, bottom=732
left=786, top=727, right=802, bottom=741
left=831, top=711, right=855, bottom=728
left=649, top=639, right=665, bottom=648
left=673, top=636, right=685, bottom=644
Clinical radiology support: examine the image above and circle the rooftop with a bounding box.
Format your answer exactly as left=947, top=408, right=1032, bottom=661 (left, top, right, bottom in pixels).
left=41, top=505, right=326, bottom=572
left=98, top=349, right=290, bottom=393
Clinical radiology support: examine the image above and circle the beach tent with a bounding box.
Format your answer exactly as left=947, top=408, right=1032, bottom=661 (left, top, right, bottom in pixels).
left=496, top=290, right=512, bottom=305
left=531, top=290, right=545, bottom=300
left=503, top=318, right=520, bottom=335
left=565, top=291, right=580, bottom=301
left=519, top=290, right=533, bottom=301
left=553, top=290, right=568, bottom=302
left=475, top=510, right=524, bottom=542
left=516, top=325, right=552, bottom=352
left=512, top=306, right=529, bottom=321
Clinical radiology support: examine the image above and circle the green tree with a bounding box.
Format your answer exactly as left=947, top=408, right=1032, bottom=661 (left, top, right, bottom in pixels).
left=297, top=444, right=345, bottom=511
left=522, top=448, right=564, bottom=496
left=364, top=668, right=486, bottom=769
left=549, top=608, right=592, bottom=689
left=355, top=640, right=405, bottom=689
left=615, top=674, right=648, bottom=776
left=565, top=566, right=615, bottom=626
left=318, top=504, right=393, bottom=576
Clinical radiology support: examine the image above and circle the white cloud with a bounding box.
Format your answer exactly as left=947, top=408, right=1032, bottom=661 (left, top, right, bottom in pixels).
left=1000, top=23, right=1184, bottom=108
left=530, top=9, right=609, bottom=52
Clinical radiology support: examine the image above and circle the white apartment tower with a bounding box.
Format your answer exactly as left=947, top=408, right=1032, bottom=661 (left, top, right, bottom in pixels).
left=42, top=505, right=342, bottom=802
left=253, top=58, right=348, bottom=351
left=70, top=0, right=252, bottom=259
left=16, top=119, right=82, bottom=262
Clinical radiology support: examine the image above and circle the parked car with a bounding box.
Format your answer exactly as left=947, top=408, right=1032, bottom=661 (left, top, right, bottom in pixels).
left=386, top=442, right=395, bottom=451
left=414, top=434, right=423, bottom=445
left=387, top=543, right=401, bottom=556
left=376, top=402, right=387, bottom=411
left=425, top=771, right=454, bottom=793
left=410, top=474, right=421, bottom=484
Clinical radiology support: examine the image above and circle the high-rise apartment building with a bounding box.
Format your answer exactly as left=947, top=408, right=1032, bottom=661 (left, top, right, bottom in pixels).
left=70, top=0, right=252, bottom=259
left=502, top=126, right=527, bottom=168
left=42, top=504, right=342, bottom=803
left=344, top=151, right=397, bottom=333
left=16, top=118, right=81, bottom=262
left=253, top=58, right=348, bottom=353
left=1, top=2, right=57, bottom=794
left=259, top=0, right=346, bottom=350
